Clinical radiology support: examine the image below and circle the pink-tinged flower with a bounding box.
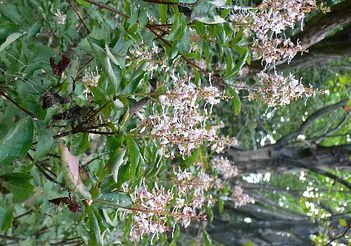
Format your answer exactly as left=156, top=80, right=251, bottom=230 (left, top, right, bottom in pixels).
left=139, top=78, right=224, bottom=157
left=212, top=156, right=239, bottom=179
left=232, top=186, right=255, bottom=207
left=229, top=0, right=316, bottom=66
left=249, top=72, right=315, bottom=106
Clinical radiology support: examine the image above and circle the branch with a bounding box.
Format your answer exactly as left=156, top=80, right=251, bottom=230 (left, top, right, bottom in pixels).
left=249, top=1, right=351, bottom=73
left=314, top=112, right=350, bottom=144
left=326, top=222, right=351, bottom=246
left=142, top=0, right=177, bottom=4
left=296, top=0, right=351, bottom=50
left=275, top=99, right=348, bottom=147
left=79, top=0, right=129, bottom=18
left=292, top=159, right=351, bottom=191
left=66, top=0, right=90, bottom=34
left=0, top=91, right=36, bottom=118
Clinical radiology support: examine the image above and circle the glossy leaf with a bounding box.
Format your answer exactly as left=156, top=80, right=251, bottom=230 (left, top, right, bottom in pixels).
left=87, top=206, right=103, bottom=246
left=0, top=173, right=34, bottom=202
left=89, top=40, right=120, bottom=95
left=0, top=32, right=24, bottom=53
left=0, top=117, right=33, bottom=165
left=94, top=192, right=132, bottom=209
left=0, top=204, right=13, bottom=231
left=105, top=148, right=126, bottom=182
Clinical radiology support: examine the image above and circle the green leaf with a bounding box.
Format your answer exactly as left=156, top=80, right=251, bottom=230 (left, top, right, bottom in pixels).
left=244, top=241, right=255, bottom=246
left=218, top=197, right=224, bottom=213
left=227, top=87, right=241, bottom=115
left=70, top=133, right=90, bottom=155
left=105, top=148, right=126, bottom=182
left=194, top=15, right=226, bottom=24
left=0, top=32, right=25, bottom=53
left=34, top=125, right=54, bottom=160
left=0, top=204, right=13, bottom=231
left=126, top=136, right=140, bottom=179
left=191, top=2, right=226, bottom=24
left=59, top=144, right=91, bottom=199
left=122, top=63, right=146, bottom=95
left=76, top=0, right=91, bottom=7
left=159, top=5, right=168, bottom=24
left=224, top=48, right=249, bottom=80
left=202, top=229, right=212, bottom=246
left=89, top=40, right=120, bottom=95
left=166, top=13, right=186, bottom=41
left=0, top=117, right=33, bottom=165
left=94, top=192, right=132, bottom=209
left=179, top=0, right=197, bottom=3
left=339, top=218, right=347, bottom=227
left=27, top=21, right=41, bottom=39
left=0, top=173, right=34, bottom=203
left=87, top=206, right=103, bottom=246
left=0, top=4, right=21, bottom=24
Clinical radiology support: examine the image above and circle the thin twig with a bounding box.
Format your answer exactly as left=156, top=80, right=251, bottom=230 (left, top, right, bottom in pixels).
left=325, top=222, right=351, bottom=245
left=0, top=91, right=36, bottom=118
left=66, top=0, right=91, bottom=33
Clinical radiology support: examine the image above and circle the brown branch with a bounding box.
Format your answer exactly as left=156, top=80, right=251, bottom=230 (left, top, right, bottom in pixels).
left=275, top=99, right=348, bottom=147
left=0, top=235, right=24, bottom=242
left=296, top=1, right=351, bottom=50
left=79, top=0, right=129, bottom=18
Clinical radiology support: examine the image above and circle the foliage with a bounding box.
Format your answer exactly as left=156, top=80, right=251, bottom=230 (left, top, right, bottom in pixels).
left=0, top=0, right=350, bottom=245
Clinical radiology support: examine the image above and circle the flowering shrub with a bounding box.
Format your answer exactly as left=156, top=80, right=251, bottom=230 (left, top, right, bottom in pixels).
left=0, top=0, right=328, bottom=245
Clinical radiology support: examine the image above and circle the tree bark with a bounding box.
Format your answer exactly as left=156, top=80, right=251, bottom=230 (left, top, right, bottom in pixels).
left=206, top=203, right=317, bottom=246
left=276, top=24, right=351, bottom=72
left=227, top=144, right=351, bottom=173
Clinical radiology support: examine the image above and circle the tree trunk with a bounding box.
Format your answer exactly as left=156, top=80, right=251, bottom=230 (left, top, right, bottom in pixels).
left=276, top=25, right=351, bottom=72
left=227, top=144, right=351, bottom=173
left=204, top=202, right=317, bottom=246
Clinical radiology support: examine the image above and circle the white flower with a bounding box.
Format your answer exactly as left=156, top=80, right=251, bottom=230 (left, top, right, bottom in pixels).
left=54, top=10, right=66, bottom=25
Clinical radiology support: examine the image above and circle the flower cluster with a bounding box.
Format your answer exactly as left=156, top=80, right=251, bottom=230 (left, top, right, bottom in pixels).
left=128, top=184, right=204, bottom=241
left=230, top=0, right=316, bottom=66
left=253, top=0, right=316, bottom=65
left=54, top=10, right=67, bottom=25
left=127, top=44, right=169, bottom=73
left=248, top=72, right=315, bottom=106
left=252, top=38, right=304, bottom=66
left=129, top=186, right=171, bottom=241
left=173, top=168, right=215, bottom=209
left=212, top=156, right=239, bottom=180
left=140, top=78, right=226, bottom=157
left=232, top=186, right=255, bottom=208
left=82, top=67, right=100, bottom=97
